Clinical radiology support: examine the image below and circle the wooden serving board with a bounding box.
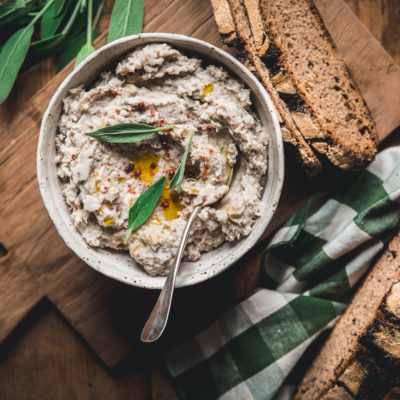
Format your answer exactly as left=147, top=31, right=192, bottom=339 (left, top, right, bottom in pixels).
left=1, top=0, right=400, bottom=373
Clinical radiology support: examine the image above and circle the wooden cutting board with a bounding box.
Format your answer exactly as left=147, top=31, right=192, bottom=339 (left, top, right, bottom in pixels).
left=1, top=0, right=400, bottom=371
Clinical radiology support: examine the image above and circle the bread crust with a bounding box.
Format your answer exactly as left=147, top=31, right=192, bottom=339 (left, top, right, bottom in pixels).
left=294, top=235, right=400, bottom=399
left=210, top=0, right=378, bottom=175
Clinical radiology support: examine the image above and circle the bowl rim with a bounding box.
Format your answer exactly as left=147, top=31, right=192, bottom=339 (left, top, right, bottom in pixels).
left=37, top=33, right=284, bottom=289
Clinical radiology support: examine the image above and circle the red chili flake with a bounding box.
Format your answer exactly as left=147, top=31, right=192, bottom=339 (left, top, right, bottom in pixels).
left=209, top=149, right=214, bottom=154
left=159, top=119, right=165, bottom=125
left=165, top=151, right=170, bottom=158
left=107, top=178, right=111, bottom=182
left=185, top=212, right=191, bottom=217
left=168, top=168, right=175, bottom=178
left=129, top=189, right=136, bottom=194
left=71, top=154, right=77, bottom=160
left=231, top=123, right=236, bottom=128
left=116, top=205, right=120, bottom=212
left=73, top=209, right=77, bottom=213
left=204, top=164, right=210, bottom=170
left=150, top=162, right=157, bottom=169
left=108, top=162, right=112, bottom=166
left=179, top=110, right=183, bottom=114
left=205, top=125, right=213, bottom=132
left=150, top=109, right=156, bottom=116
left=161, top=200, right=169, bottom=208
left=185, top=113, right=190, bottom=118
left=125, top=162, right=134, bottom=173
left=104, top=186, right=108, bottom=190
left=110, top=90, right=118, bottom=97
left=134, top=169, right=142, bottom=177
left=139, top=102, right=147, bottom=111
left=115, top=109, right=120, bottom=115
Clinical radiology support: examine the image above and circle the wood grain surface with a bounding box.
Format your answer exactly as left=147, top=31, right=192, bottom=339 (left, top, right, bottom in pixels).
left=0, top=0, right=399, bottom=398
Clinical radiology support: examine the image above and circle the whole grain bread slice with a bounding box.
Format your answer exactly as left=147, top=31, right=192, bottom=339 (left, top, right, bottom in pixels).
left=211, top=0, right=378, bottom=175
left=224, top=0, right=324, bottom=175
left=294, top=234, right=400, bottom=399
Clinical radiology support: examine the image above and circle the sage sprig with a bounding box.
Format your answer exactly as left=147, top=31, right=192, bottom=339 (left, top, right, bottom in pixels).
left=84, top=123, right=175, bottom=143
left=169, top=131, right=194, bottom=193
left=0, top=0, right=144, bottom=104
left=0, top=0, right=55, bottom=104
left=124, top=175, right=166, bottom=244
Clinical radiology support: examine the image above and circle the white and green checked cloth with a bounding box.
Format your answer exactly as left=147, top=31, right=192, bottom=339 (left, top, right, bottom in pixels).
left=163, top=146, right=400, bottom=400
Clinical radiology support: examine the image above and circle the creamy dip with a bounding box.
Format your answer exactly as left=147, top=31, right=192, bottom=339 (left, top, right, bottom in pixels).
left=56, top=43, right=269, bottom=276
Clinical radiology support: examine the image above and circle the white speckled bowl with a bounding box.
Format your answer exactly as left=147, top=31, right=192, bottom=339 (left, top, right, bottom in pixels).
left=37, top=33, right=284, bottom=289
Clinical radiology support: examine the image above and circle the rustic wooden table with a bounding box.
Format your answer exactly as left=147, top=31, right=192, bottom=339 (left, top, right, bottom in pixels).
left=0, top=0, right=399, bottom=399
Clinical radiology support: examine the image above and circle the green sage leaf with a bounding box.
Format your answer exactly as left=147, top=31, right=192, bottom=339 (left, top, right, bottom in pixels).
left=74, top=42, right=95, bottom=66
left=0, top=24, right=34, bottom=104
left=124, top=175, right=166, bottom=244
left=170, top=131, right=194, bottom=193
left=40, top=0, right=71, bottom=39
left=0, top=0, right=25, bottom=18
left=54, top=0, right=67, bottom=16
left=0, top=0, right=30, bottom=26
left=84, top=123, right=175, bottom=143
left=56, top=28, right=98, bottom=72
left=74, top=0, right=94, bottom=67
left=31, top=0, right=81, bottom=55
left=108, top=0, right=143, bottom=43
left=30, top=31, right=67, bottom=53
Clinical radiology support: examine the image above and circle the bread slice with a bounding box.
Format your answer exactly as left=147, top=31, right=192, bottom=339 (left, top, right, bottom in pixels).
left=294, top=234, right=400, bottom=399
left=222, top=0, right=324, bottom=175
left=211, top=0, right=378, bottom=175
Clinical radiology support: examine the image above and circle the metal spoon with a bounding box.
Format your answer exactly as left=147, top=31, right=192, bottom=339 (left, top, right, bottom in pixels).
left=141, top=166, right=235, bottom=343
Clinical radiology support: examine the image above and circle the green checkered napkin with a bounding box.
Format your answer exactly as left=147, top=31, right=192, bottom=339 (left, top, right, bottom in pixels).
left=163, top=147, right=400, bottom=400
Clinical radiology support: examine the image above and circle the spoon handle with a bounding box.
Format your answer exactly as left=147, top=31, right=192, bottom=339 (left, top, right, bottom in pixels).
left=141, top=205, right=201, bottom=343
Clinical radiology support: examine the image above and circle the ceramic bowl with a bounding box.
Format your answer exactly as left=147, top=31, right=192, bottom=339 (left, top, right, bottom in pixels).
left=37, top=33, right=284, bottom=289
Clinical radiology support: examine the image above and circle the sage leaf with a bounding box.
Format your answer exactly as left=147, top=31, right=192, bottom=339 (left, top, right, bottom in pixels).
left=74, top=0, right=94, bottom=67
left=40, top=0, right=71, bottom=39
left=54, top=0, right=67, bottom=16
left=0, top=0, right=25, bottom=18
left=56, top=28, right=98, bottom=72
left=124, top=175, right=166, bottom=244
left=31, top=0, right=81, bottom=55
left=30, top=31, right=67, bottom=53
left=75, top=42, right=95, bottom=66
left=0, top=0, right=30, bottom=26
left=0, top=24, right=34, bottom=104
left=170, top=131, right=194, bottom=193
left=108, top=0, right=143, bottom=43
left=84, top=123, right=175, bottom=143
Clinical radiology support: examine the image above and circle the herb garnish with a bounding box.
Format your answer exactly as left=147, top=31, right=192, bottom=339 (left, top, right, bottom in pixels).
left=169, top=131, right=194, bottom=192
left=84, top=123, right=175, bottom=143
left=124, top=175, right=166, bottom=244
